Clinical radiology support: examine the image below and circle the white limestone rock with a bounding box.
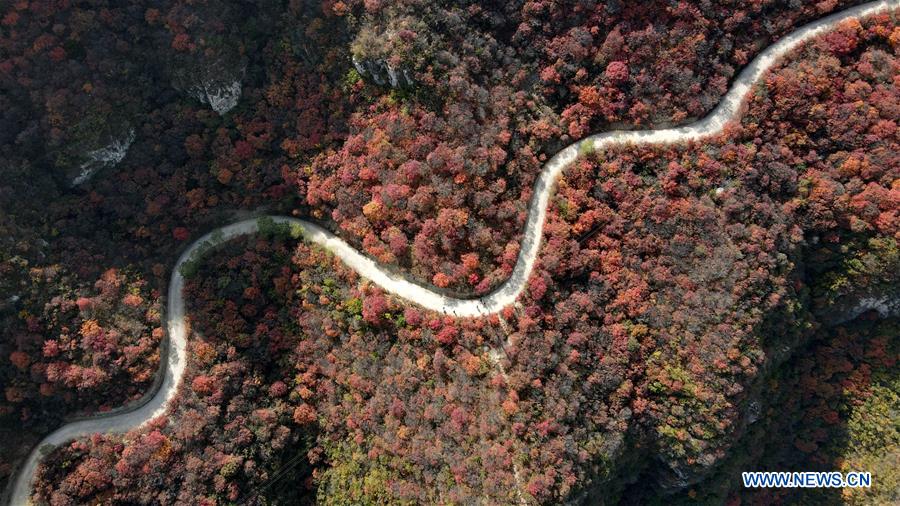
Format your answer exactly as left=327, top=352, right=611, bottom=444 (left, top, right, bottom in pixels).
left=190, top=77, right=242, bottom=116
left=352, top=55, right=413, bottom=89
left=844, top=295, right=900, bottom=321
left=71, top=128, right=135, bottom=187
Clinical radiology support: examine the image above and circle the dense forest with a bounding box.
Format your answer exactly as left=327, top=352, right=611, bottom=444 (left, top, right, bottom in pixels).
left=662, top=317, right=899, bottom=506
left=1, top=0, right=897, bottom=504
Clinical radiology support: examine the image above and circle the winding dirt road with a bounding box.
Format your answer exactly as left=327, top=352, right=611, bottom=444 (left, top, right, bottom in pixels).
left=8, top=1, right=898, bottom=503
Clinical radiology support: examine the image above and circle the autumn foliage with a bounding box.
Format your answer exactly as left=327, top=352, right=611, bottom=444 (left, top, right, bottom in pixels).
left=2, top=0, right=897, bottom=504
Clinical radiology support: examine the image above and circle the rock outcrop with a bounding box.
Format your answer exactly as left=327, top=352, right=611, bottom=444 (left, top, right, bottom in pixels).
left=352, top=56, right=414, bottom=88
left=70, top=129, right=135, bottom=187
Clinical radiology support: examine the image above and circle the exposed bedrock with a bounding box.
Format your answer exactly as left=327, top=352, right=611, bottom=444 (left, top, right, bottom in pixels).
left=352, top=55, right=414, bottom=88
